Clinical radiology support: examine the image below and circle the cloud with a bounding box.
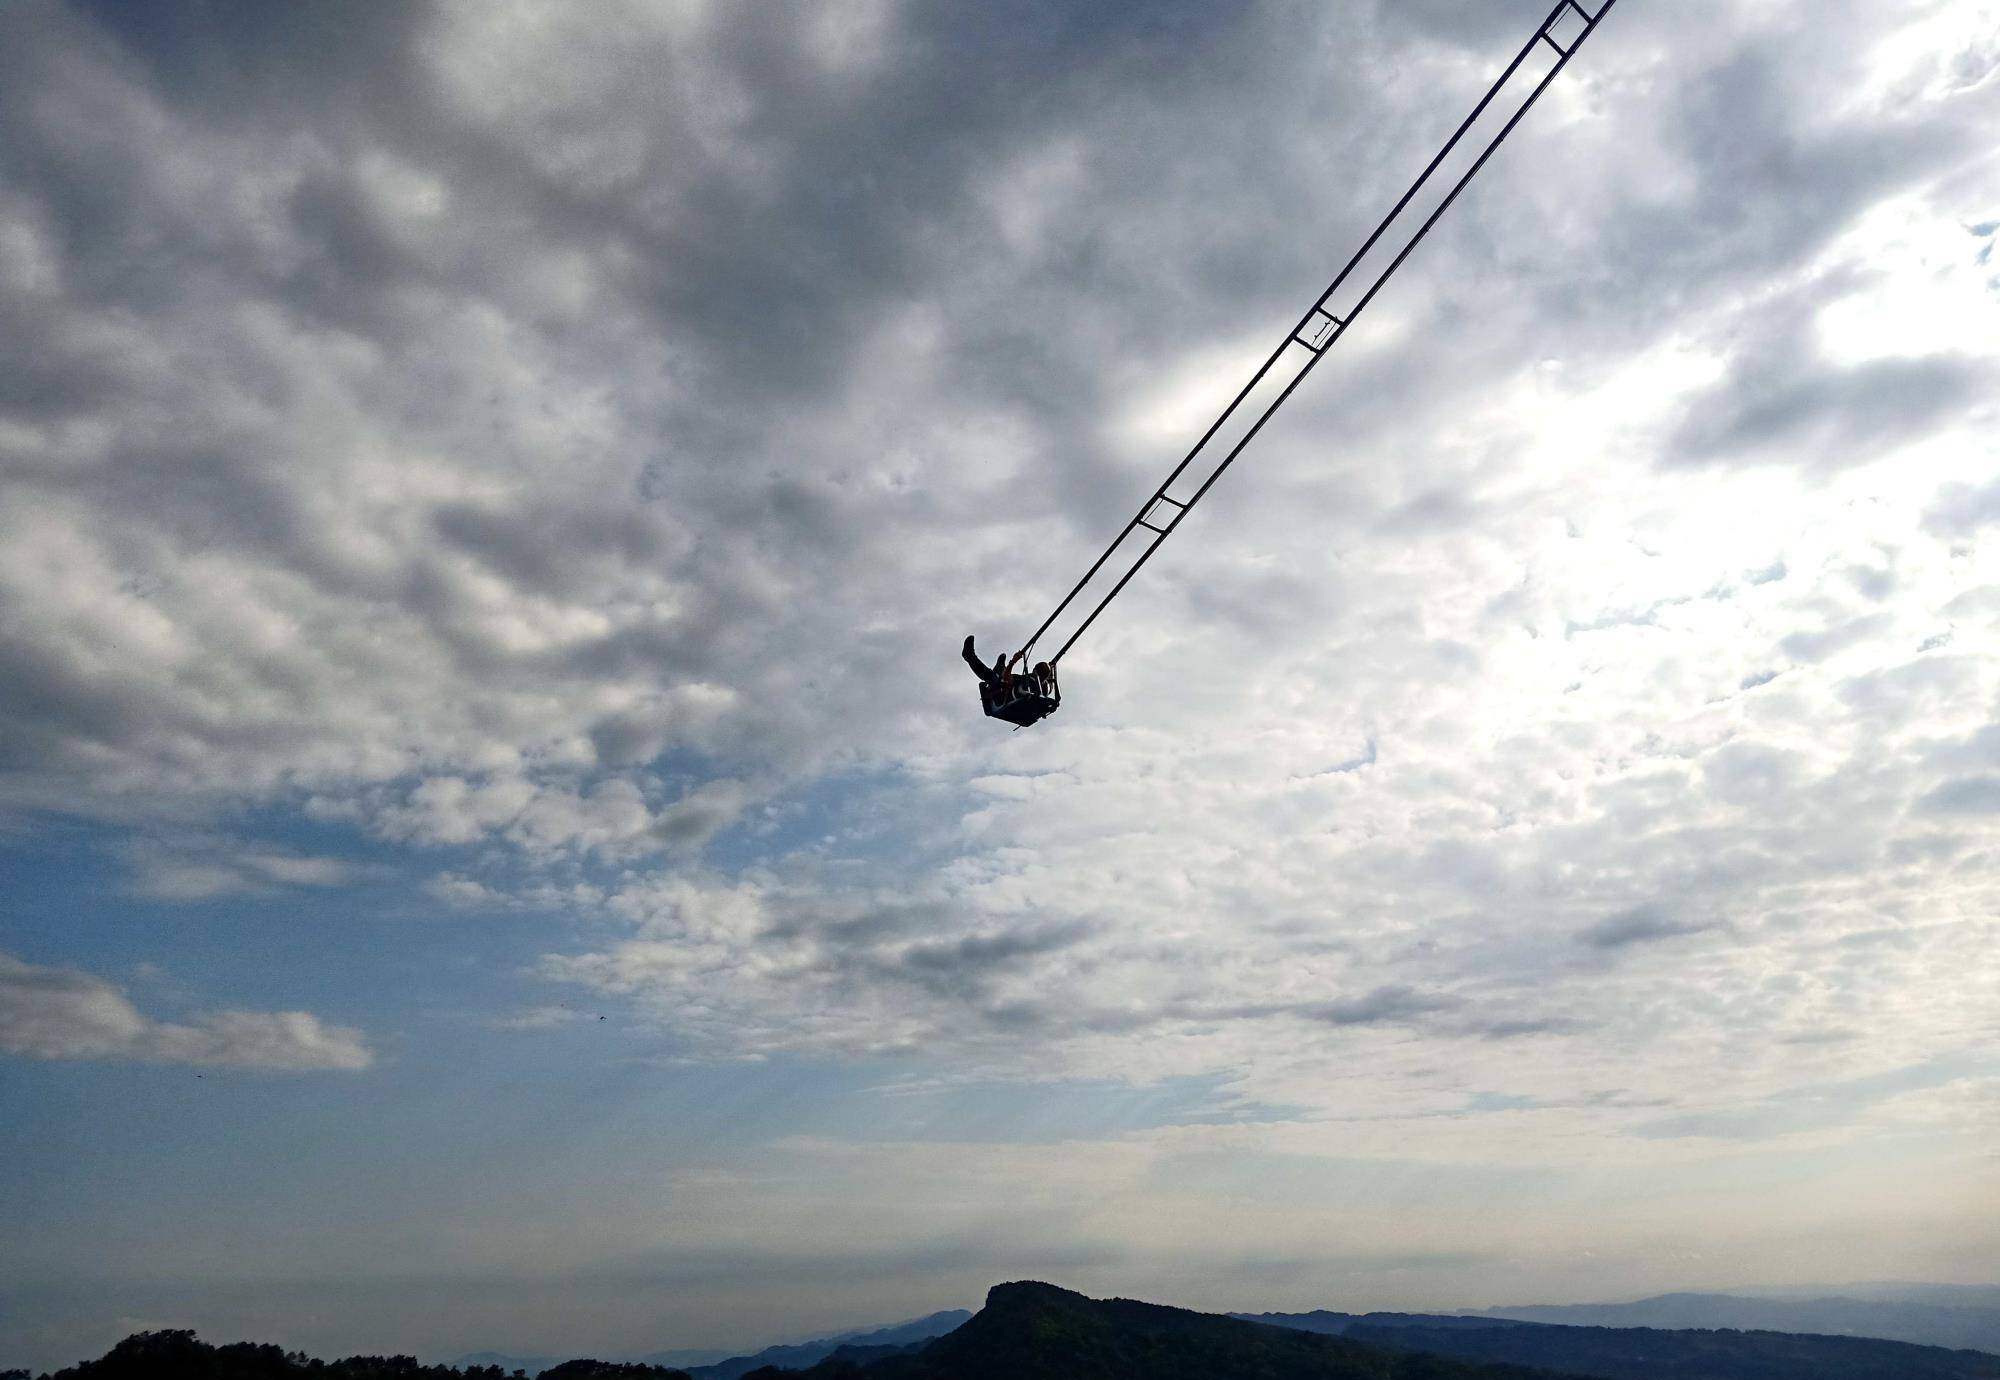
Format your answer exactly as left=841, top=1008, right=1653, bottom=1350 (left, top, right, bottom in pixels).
left=493, top=1004, right=588, bottom=1032
left=653, top=778, right=753, bottom=852
left=1578, top=907, right=1715, bottom=950
left=1917, top=776, right=2000, bottom=816
left=1699, top=740, right=1802, bottom=805
left=122, top=837, right=359, bottom=900
left=1300, top=985, right=1457, bottom=1027
left=1670, top=348, right=1985, bottom=473
left=1779, top=612, right=1896, bottom=665
left=1664, top=256, right=1990, bottom=474
left=0, top=951, right=372, bottom=1070
left=1633, top=1054, right=1989, bottom=1142
left=0, top=0, right=1993, bottom=1147
left=1925, top=476, right=2000, bottom=538
left=6, top=6, right=2000, bottom=1367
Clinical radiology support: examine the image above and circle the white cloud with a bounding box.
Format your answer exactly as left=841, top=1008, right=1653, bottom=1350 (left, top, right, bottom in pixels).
left=492, top=1004, right=588, bottom=1032
left=0, top=951, right=372, bottom=1071
left=122, top=837, right=360, bottom=900
left=0, top=0, right=1995, bottom=1189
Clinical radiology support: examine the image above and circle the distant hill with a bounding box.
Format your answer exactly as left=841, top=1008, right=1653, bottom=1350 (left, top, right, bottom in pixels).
left=1234, top=1311, right=1542, bottom=1336
left=446, top=1310, right=968, bottom=1380
left=681, top=1310, right=971, bottom=1380
left=1344, top=1320, right=2000, bottom=1380
left=1466, top=1291, right=2000, bottom=1354
left=1242, top=1298, right=2000, bottom=1380
left=741, top=1280, right=1572, bottom=1380
left=1729, top=1284, right=2000, bottom=1311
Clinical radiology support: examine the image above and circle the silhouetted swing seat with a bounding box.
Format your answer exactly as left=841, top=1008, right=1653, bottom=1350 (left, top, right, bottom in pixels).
left=982, top=665, right=1060, bottom=728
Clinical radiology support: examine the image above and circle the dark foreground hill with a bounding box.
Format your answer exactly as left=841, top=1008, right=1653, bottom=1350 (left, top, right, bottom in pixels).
left=1343, top=1320, right=2000, bottom=1380
left=742, top=1281, right=1571, bottom=1380
left=1464, top=1292, right=2000, bottom=1355
left=21, top=1329, right=693, bottom=1380
left=1235, top=1307, right=2000, bottom=1380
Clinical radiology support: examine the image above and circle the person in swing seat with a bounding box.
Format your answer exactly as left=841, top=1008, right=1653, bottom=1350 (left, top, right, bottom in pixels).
left=962, top=635, right=1014, bottom=691
left=964, top=635, right=1059, bottom=726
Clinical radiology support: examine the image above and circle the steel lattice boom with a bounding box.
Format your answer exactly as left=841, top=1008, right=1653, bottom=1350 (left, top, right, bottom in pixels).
left=1016, top=0, right=1619, bottom=670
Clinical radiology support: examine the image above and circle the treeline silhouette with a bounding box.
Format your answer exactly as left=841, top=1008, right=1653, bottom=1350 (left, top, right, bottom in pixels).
left=14, top=1331, right=691, bottom=1380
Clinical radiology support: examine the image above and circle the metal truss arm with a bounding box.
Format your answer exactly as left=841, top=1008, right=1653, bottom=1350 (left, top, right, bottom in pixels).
left=1021, top=0, right=1618, bottom=667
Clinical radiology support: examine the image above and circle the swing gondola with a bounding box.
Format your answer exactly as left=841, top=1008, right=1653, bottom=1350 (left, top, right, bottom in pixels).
left=964, top=636, right=1061, bottom=726
left=981, top=660, right=1061, bottom=728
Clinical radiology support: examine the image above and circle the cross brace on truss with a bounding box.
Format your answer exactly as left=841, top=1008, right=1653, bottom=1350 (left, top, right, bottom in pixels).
left=1017, top=0, right=1618, bottom=669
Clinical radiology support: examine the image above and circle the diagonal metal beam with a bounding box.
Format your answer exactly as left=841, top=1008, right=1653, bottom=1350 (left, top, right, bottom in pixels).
left=1018, top=0, right=1620, bottom=668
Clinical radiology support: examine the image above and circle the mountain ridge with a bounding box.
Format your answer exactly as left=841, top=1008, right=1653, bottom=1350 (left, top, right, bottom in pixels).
left=1346, top=1319, right=2000, bottom=1380
left=444, top=1283, right=2000, bottom=1376
left=740, top=1280, right=1577, bottom=1380
left=736, top=1281, right=2000, bottom=1380
left=680, top=1311, right=971, bottom=1380
left=1465, top=1290, right=2000, bottom=1353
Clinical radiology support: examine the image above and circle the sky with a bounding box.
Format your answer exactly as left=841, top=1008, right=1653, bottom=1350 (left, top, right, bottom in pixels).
left=2, top=0, right=1998, bottom=1370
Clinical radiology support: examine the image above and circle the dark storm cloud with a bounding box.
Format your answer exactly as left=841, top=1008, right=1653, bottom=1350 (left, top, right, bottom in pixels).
left=854, top=919, right=1097, bottom=1009
left=1, top=5, right=429, bottom=343
left=1572, top=15, right=1986, bottom=309
left=1916, top=776, right=2000, bottom=816
left=1670, top=346, right=1986, bottom=472
left=1382, top=0, right=1542, bottom=49
left=758, top=900, right=952, bottom=948
left=1462, top=1015, right=1584, bottom=1041
left=1665, top=270, right=1988, bottom=471
left=1578, top=905, right=1713, bottom=949
left=901, top=921, right=1094, bottom=979
left=1925, top=476, right=2000, bottom=537
left=431, top=500, right=689, bottom=600
left=0, top=635, right=159, bottom=769
left=1919, top=723, right=2000, bottom=775
left=1299, top=984, right=1456, bottom=1026
left=185, top=0, right=1232, bottom=415
left=69, top=0, right=432, bottom=119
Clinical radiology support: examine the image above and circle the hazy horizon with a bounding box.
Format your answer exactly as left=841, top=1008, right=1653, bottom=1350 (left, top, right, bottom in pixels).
left=3, top=0, right=1997, bottom=1373
left=17, top=1275, right=2000, bottom=1372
